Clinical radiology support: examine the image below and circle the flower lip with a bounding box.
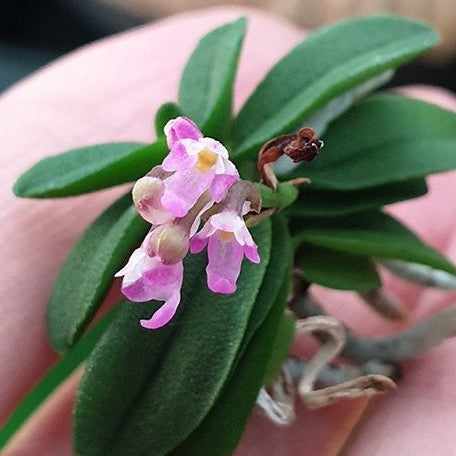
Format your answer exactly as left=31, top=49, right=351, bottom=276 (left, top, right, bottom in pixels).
left=115, top=244, right=184, bottom=329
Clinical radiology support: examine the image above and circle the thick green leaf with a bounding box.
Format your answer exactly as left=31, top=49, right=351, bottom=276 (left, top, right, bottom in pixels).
left=292, top=211, right=456, bottom=274
left=13, top=140, right=167, bottom=198
left=169, top=216, right=292, bottom=456
left=232, top=215, right=292, bottom=366
left=154, top=102, right=184, bottom=138
left=257, top=182, right=299, bottom=211
left=273, top=70, right=395, bottom=180
left=296, top=243, right=381, bottom=291
left=263, top=311, right=295, bottom=386
left=46, top=194, right=148, bottom=353
left=171, top=277, right=291, bottom=456
left=0, top=309, right=115, bottom=451
left=289, top=179, right=428, bottom=217
left=288, top=94, right=456, bottom=189
left=178, top=17, right=246, bottom=141
left=301, top=70, right=394, bottom=137
left=74, top=220, right=272, bottom=456
left=234, top=15, right=438, bottom=159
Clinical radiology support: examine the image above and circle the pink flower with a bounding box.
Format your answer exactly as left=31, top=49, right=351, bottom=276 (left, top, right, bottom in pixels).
left=190, top=210, right=260, bottom=294
left=115, top=231, right=184, bottom=329
left=161, top=117, right=239, bottom=217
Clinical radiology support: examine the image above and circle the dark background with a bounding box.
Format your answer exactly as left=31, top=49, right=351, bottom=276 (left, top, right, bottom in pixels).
left=1, top=0, right=455, bottom=93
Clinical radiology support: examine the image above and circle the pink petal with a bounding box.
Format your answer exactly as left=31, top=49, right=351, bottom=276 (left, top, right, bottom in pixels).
left=189, top=216, right=217, bottom=253
left=189, top=199, right=214, bottom=237
left=200, top=137, right=229, bottom=159
left=164, top=116, right=202, bottom=150
left=210, top=211, right=244, bottom=233
left=161, top=141, right=195, bottom=172
left=114, top=247, right=147, bottom=280
left=161, top=166, right=214, bottom=217
left=236, top=223, right=257, bottom=249
left=118, top=249, right=183, bottom=304
left=140, top=291, right=181, bottom=329
left=207, top=234, right=244, bottom=294
left=189, top=235, right=209, bottom=254
left=244, top=244, right=260, bottom=264
left=210, top=173, right=239, bottom=202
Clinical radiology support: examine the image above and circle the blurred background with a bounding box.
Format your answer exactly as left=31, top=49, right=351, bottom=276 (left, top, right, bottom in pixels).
left=1, top=0, right=455, bottom=93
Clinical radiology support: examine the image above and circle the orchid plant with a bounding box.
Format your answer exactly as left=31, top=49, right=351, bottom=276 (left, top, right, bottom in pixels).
left=3, top=14, right=456, bottom=456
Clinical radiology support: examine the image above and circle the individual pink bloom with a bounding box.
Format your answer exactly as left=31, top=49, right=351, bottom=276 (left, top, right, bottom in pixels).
left=115, top=234, right=183, bottom=329
left=190, top=210, right=260, bottom=294
left=161, top=117, right=239, bottom=217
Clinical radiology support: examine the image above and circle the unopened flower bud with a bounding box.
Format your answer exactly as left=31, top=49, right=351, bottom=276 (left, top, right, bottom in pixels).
left=147, top=224, right=189, bottom=264
left=132, top=176, right=172, bottom=225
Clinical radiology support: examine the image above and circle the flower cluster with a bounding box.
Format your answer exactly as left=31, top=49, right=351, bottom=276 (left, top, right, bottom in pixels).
left=115, top=117, right=260, bottom=329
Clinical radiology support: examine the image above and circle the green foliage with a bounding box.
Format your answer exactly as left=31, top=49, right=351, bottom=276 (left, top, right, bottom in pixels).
left=233, top=215, right=292, bottom=364
left=296, top=243, right=381, bottom=291
left=179, top=17, right=246, bottom=141
left=263, top=311, right=295, bottom=386
left=74, top=221, right=272, bottom=456
left=154, top=102, right=184, bottom=137
left=13, top=140, right=167, bottom=198
left=0, top=310, right=116, bottom=451
left=234, top=15, right=438, bottom=159
left=172, top=217, right=292, bottom=455
left=292, top=211, right=456, bottom=274
left=288, top=95, right=456, bottom=189
left=170, top=300, right=286, bottom=456
left=289, top=179, right=428, bottom=217
left=46, top=194, right=148, bottom=353
left=257, top=182, right=299, bottom=211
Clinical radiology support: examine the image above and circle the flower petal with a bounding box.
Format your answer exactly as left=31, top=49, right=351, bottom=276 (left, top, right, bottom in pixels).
left=118, top=251, right=183, bottom=303
left=210, top=173, right=239, bottom=202
left=164, top=116, right=202, bottom=149
left=210, top=211, right=244, bottom=234
left=161, top=141, right=195, bottom=172
left=189, top=235, right=209, bottom=254
left=190, top=215, right=217, bottom=253
left=114, top=247, right=149, bottom=281
left=200, top=137, right=229, bottom=159
left=206, top=234, right=244, bottom=294
left=189, top=198, right=214, bottom=238
left=244, top=243, right=260, bottom=264
left=161, top=166, right=214, bottom=217
left=140, top=291, right=181, bottom=329
left=236, top=223, right=257, bottom=248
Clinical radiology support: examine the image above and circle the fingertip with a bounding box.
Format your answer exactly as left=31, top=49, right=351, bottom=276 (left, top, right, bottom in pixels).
left=395, top=85, right=456, bottom=113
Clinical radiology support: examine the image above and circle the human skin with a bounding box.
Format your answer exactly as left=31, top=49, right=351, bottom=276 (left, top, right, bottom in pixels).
left=1, top=7, right=455, bottom=455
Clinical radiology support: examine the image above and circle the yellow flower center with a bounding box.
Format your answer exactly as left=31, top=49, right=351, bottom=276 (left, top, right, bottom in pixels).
left=195, top=148, right=217, bottom=173
left=218, top=230, right=234, bottom=241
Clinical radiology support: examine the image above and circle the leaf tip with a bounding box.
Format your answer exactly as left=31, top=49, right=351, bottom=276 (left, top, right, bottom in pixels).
left=12, top=173, right=36, bottom=198
left=233, top=16, right=248, bottom=30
